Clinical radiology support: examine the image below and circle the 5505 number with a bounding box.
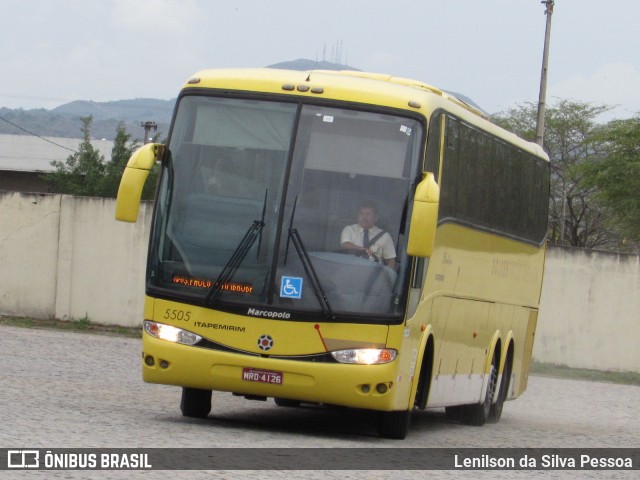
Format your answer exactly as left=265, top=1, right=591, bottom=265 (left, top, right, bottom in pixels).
left=163, top=309, right=191, bottom=322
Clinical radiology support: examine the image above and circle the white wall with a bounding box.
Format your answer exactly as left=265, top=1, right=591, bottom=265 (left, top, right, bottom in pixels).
left=1, top=192, right=638, bottom=372
left=0, top=191, right=152, bottom=326
left=0, top=192, right=60, bottom=318
left=536, top=246, right=640, bottom=372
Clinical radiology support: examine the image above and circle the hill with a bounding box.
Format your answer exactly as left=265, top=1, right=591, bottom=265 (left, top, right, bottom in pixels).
left=52, top=98, right=175, bottom=123
left=0, top=97, right=175, bottom=142
left=0, top=60, right=486, bottom=140
left=267, top=58, right=359, bottom=72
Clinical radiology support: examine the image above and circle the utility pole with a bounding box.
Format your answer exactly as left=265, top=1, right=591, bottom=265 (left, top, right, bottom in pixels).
left=535, top=0, right=554, bottom=148
left=141, top=121, right=157, bottom=144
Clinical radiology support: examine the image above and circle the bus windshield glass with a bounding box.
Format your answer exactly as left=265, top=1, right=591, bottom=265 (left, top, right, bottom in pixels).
left=149, top=95, right=423, bottom=322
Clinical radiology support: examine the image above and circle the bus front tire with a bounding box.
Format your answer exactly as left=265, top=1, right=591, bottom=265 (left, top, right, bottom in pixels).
left=377, top=410, right=411, bottom=439
left=274, top=397, right=301, bottom=407
left=444, top=405, right=465, bottom=421
left=180, top=387, right=212, bottom=418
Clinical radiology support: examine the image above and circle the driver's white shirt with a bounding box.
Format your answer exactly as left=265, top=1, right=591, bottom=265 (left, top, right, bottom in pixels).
left=340, top=224, right=396, bottom=263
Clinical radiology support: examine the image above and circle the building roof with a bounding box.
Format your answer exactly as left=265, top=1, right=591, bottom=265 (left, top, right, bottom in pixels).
left=0, top=134, right=114, bottom=173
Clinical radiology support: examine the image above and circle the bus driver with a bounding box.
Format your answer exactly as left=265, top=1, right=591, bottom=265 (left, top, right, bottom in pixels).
left=340, top=202, right=397, bottom=269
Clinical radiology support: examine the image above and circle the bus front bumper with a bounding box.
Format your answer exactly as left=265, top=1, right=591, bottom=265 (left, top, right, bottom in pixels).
left=142, top=334, right=403, bottom=411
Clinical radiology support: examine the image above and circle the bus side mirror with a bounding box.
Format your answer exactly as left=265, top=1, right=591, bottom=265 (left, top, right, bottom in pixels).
left=115, top=143, right=164, bottom=222
left=407, top=172, right=440, bottom=258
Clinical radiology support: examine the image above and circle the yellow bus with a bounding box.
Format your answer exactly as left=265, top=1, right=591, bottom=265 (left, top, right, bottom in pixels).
left=116, top=68, right=549, bottom=439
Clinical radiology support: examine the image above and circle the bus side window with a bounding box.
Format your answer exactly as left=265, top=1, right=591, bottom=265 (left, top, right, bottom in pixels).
left=425, top=113, right=442, bottom=179
left=439, top=117, right=460, bottom=219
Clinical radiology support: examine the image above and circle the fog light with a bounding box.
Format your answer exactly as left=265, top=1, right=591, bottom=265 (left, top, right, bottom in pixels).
left=376, top=383, right=388, bottom=394
left=159, top=360, right=169, bottom=369
left=361, top=384, right=371, bottom=393
left=144, top=355, right=155, bottom=366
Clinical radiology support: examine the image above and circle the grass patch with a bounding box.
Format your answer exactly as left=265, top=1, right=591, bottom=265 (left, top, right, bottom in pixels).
left=73, top=315, right=91, bottom=330
left=0, top=315, right=140, bottom=338
left=531, top=361, right=640, bottom=386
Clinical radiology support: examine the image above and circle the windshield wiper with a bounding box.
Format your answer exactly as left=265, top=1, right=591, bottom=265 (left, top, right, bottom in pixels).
left=285, top=197, right=334, bottom=319
left=205, top=190, right=267, bottom=305
left=288, top=228, right=334, bottom=319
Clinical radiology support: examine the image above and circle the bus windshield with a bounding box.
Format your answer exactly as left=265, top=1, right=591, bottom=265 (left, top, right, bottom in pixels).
left=149, top=95, right=423, bottom=322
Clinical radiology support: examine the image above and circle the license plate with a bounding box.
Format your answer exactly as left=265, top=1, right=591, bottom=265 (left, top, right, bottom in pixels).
left=242, top=368, right=283, bottom=385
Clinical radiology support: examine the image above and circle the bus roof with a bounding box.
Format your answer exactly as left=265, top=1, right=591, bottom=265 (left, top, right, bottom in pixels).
left=182, top=68, right=548, bottom=160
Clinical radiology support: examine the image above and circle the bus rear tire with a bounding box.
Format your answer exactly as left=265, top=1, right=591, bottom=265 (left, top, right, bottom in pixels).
left=180, top=387, right=212, bottom=418
left=462, top=357, right=498, bottom=426
left=377, top=410, right=411, bottom=439
left=488, top=354, right=512, bottom=423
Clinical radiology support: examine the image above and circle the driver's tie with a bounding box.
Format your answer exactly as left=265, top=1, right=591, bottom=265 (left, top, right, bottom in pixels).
left=363, top=229, right=370, bottom=249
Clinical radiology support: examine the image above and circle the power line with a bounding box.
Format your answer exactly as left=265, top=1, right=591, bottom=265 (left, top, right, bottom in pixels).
left=0, top=115, right=78, bottom=154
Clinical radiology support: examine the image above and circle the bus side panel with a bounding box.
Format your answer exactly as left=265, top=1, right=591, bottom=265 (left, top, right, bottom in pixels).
left=383, top=322, right=420, bottom=410
left=420, top=296, right=449, bottom=407
left=419, top=222, right=545, bottom=409
left=511, top=308, right=538, bottom=398
left=425, top=296, right=494, bottom=408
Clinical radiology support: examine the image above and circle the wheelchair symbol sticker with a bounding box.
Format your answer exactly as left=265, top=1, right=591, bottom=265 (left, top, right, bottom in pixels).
left=280, top=276, right=303, bottom=299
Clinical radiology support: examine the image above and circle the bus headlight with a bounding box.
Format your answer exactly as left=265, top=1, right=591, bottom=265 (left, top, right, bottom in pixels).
left=144, top=320, right=202, bottom=346
left=331, top=348, right=397, bottom=365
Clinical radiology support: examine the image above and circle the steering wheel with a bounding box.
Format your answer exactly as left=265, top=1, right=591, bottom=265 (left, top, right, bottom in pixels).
left=335, top=248, right=379, bottom=263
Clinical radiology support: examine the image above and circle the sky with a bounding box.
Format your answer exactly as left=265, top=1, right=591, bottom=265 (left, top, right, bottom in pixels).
left=1, top=0, right=639, bottom=122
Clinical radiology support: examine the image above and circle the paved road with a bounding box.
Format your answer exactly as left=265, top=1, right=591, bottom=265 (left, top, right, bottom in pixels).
left=0, top=325, right=637, bottom=479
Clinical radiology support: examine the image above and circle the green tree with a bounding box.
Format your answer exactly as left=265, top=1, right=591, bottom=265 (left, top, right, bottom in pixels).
left=100, top=122, right=159, bottom=199
left=581, top=116, right=640, bottom=245
left=49, top=116, right=106, bottom=196
left=99, top=121, right=139, bottom=197
left=48, top=116, right=159, bottom=200
left=494, top=100, right=621, bottom=249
